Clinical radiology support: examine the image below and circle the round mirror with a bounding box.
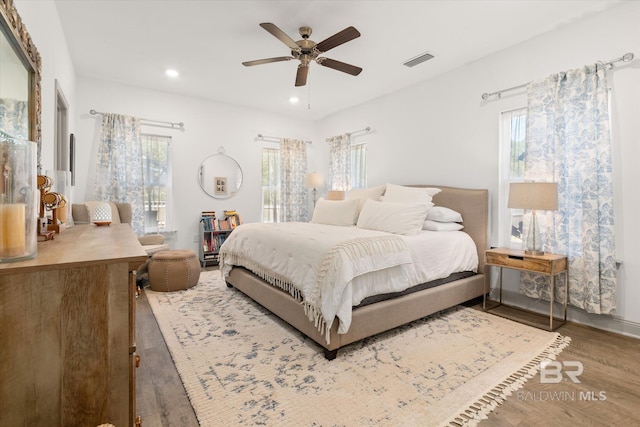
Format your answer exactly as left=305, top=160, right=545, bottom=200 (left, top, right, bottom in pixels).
left=198, top=148, right=243, bottom=199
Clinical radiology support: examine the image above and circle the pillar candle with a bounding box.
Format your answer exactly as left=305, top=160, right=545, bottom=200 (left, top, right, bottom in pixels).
left=0, top=203, right=26, bottom=258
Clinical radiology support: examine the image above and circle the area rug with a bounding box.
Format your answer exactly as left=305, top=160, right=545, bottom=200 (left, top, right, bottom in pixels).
left=146, top=270, right=570, bottom=427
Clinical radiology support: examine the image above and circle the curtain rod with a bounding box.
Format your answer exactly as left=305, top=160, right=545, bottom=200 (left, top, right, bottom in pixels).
left=347, top=126, right=371, bottom=137
left=89, top=109, right=185, bottom=130
left=256, top=134, right=312, bottom=144
left=481, top=52, right=634, bottom=100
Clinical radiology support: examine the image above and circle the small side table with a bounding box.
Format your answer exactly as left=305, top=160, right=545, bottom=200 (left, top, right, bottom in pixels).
left=483, top=248, right=568, bottom=331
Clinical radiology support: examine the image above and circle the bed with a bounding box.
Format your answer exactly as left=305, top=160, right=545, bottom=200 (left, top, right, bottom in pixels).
left=222, top=185, right=488, bottom=360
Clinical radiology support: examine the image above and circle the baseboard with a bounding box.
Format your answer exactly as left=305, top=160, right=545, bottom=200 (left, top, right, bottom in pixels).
left=489, top=288, right=640, bottom=339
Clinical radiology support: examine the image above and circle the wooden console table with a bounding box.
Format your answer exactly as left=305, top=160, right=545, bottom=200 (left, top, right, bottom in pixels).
left=0, top=224, right=147, bottom=426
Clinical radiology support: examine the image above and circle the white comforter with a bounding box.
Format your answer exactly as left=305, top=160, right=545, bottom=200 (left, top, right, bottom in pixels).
left=219, top=222, right=477, bottom=341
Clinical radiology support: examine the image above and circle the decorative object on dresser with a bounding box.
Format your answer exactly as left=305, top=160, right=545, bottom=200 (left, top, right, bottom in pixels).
left=91, top=201, right=113, bottom=226
left=0, top=224, right=148, bottom=425
left=0, top=132, right=37, bottom=262
left=483, top=247, right=568, bottom=331
left=507, top=182, right=558, bottom=255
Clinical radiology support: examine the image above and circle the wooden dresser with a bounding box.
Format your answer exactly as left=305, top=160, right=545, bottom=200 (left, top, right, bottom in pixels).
left=0, top=224, right=147, bottom=426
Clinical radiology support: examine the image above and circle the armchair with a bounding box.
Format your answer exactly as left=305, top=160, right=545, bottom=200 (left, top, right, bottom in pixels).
left=71, top=202, right=170, bottom=256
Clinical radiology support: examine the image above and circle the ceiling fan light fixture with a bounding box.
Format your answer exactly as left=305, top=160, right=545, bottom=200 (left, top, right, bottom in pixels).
left=403, top=52, right=435, bottom=68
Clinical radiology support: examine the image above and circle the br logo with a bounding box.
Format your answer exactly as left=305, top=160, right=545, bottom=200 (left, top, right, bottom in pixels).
left=540, top=361, right=583, bottom=383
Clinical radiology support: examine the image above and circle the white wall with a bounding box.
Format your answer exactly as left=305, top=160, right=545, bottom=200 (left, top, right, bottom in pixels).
left=74, top=77, right=319, bottom=251
left=15, top=0, right=77, bottom=172
left=316, top=1, right=640, bottom=333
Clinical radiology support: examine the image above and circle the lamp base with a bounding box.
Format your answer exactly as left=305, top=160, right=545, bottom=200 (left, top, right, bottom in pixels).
left=524, top=249, right=545, bottom=256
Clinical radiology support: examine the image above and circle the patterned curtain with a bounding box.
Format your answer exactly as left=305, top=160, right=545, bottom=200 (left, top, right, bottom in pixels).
left=522, top=64, right=616, bottom=314
left=94, top=113, right=144, bottom=234
left=0, top=98, right=28, bottom=140
left=280, top=138, right=308, bottom=222
left=327, top=134, right=351, bottom=191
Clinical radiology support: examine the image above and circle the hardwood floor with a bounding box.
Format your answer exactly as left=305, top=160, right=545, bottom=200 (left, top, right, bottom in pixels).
left=136, top=289, right=640, bottom=426
left=135, top=288, right=199, bottom=425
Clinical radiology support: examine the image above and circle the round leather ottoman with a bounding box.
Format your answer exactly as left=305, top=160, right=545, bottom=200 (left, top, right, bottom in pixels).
left=148, top=249, right=201, bottom=292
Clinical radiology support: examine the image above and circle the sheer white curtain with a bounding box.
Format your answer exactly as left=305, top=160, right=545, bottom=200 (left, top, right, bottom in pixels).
left=141, top=134, right=172, bottom=233
left=94, top=113, right=144, bottom=234
left=280, top=138, right=308, bottom=222
left=326, top=133, right=351, bottom=191
left=522, top=64, right=616, bottom=314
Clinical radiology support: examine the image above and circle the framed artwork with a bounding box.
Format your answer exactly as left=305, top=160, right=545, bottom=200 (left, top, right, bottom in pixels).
left=215, top=177, right=227, bottom=195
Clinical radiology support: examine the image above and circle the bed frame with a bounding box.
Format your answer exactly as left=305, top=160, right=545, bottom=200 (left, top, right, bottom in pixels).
left=225, top=186, right=489, bottom=360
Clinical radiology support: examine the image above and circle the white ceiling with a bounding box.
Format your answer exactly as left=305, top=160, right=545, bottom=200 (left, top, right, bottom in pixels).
left=53, top=0, right=622, bottom=121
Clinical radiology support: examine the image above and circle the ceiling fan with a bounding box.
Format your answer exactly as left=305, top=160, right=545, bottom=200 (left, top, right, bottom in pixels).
left=242, top=23, right=362, bottom=87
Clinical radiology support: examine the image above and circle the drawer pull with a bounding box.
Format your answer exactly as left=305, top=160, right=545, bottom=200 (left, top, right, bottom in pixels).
left=135, top=354, right=141, bottom=368
left=508, top=255, right=524, bottom=260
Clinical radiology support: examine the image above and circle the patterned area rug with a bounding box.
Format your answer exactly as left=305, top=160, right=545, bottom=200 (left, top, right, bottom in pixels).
left=146, top=270, right=570, bottom=426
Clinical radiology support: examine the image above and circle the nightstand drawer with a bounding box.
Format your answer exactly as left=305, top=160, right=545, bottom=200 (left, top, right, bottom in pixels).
left=486, top=252, right=547, bottom=273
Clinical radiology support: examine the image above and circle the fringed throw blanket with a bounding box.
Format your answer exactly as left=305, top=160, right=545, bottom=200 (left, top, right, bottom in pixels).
left=219, top=222, right=412, bottom=343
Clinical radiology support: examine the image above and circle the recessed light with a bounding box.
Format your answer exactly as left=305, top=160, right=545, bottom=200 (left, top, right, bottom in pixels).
left=289, top=96, right=299, bottom=104
left=166, top=69, right=179, bottom=78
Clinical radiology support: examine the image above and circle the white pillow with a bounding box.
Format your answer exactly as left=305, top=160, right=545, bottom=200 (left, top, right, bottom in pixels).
left=348, top=185, right=386, bottom=216
left=425, top=206, right=463, bottom=223
left=311, top=198, right=359, bottom=226
left=382, top=183, right=440, bottom=204
left=356, top=199, right=430, bottom=236
left=422, top=219, right=464, bottom=231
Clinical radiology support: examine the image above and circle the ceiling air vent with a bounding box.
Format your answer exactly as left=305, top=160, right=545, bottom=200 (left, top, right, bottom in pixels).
left=403, top=52, right=434, bottom=68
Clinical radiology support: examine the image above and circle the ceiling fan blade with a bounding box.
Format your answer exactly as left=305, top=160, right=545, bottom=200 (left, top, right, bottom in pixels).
left=317, top=58, right=362, bottom=76
left=315, top=26, right=361, bottom=53
left=259, top=23, right=300, bottom=51
left=242, top=56, right=294, bottom=67
left=295, top=65, right=309, bottom=87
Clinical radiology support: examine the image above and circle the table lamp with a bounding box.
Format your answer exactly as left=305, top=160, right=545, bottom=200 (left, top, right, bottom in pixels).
left=508, top=182, right=558, bottom=256
left=304, top=173, right=323, bottom=206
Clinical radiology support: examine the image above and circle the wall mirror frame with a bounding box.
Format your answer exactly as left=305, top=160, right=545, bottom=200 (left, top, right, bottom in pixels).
left=0, top=0, right=42, bottom=167
left=198, top=147, right=243, bottom=199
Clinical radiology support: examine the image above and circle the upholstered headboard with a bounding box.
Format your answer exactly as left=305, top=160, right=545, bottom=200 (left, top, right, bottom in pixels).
left=410, top=185, right=489, bottom=274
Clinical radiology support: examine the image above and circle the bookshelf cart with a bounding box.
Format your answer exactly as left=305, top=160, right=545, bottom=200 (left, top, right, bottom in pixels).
left=199, top=211, right=241, bottom=266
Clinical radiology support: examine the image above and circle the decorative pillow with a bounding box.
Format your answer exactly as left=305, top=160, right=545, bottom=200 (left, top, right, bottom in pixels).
left=356, top=199, right=430, bottom=236
left=311, top=198, right=359, bottom=226
left=425, top=206, right=463, bottom=223
left=382, top=183, right=441, bottom=204
left=422, top=219, right=464, bottom=231
left=347, top=185, right=386, bottom=217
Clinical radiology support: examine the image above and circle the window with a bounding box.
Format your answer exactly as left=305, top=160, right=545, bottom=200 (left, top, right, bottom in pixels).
left=350, top=143, right=367, bottom=189
left=261, top=147, right=281, bottom=223
left=499, top=108, right=527, bottom=248
left=141, top=134, right=172, bottom=232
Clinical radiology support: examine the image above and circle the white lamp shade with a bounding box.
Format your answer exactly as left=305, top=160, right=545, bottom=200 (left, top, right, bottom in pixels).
left=304, top=173, right=323, bottom=188
left=508, top=182, right=558, bottom=211
left=326, top=190, right=346, bottom=201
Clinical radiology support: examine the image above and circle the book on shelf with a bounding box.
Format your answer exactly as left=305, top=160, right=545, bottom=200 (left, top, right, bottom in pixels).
left=200, top=211, right=217, bottom=231
left=223, top=210, right=242, bottom=229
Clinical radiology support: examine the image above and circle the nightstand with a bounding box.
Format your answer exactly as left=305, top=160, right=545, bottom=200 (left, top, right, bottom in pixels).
left=483, top=248, right=568, bottom=331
